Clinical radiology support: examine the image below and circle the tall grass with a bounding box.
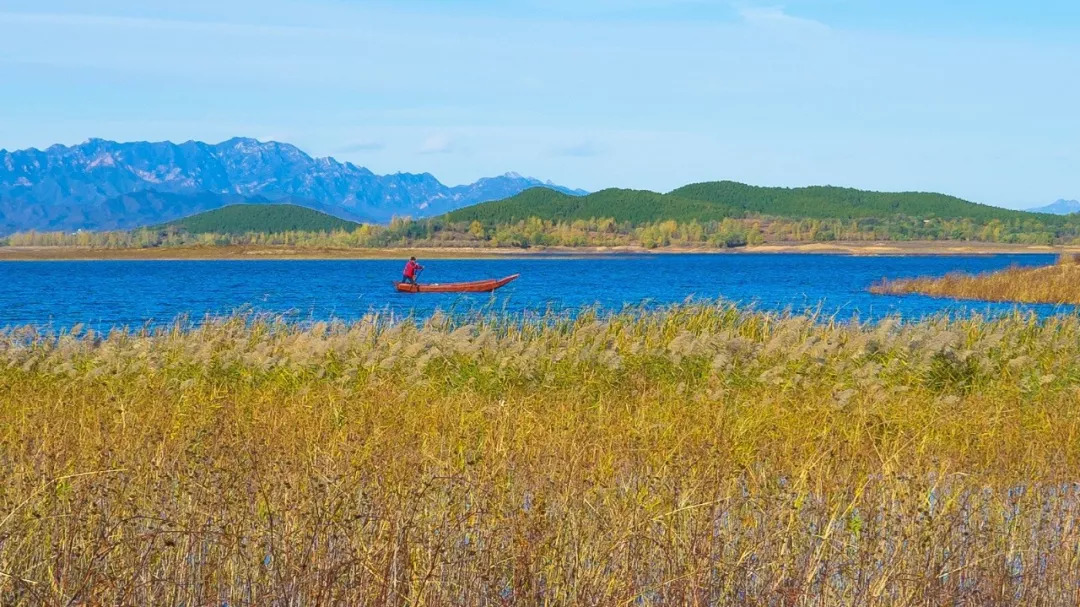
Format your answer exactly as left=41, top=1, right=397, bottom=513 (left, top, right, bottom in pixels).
left=871, top=256, right=1080, bottom=305
left=1, top=306, right=1079, bottom=604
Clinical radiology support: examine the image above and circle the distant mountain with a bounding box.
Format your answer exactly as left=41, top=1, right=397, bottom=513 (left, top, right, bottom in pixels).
left=163, top=204, right=360, bottom=235
left=0, top=137, right=586, bottom=234
left=1027, top=199, right=1080, bottom=215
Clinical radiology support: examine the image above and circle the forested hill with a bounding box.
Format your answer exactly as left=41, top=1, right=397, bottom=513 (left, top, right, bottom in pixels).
left=163, top=204, right=360, bottom=235
left=446, top=181, right=1047, bottom=225
left=445, top=188, right=739, bottom=225
left=668, top=182, right=1038, bottom=221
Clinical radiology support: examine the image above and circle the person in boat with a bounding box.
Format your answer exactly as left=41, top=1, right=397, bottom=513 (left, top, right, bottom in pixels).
left=402, top=256, right=423, bottom=285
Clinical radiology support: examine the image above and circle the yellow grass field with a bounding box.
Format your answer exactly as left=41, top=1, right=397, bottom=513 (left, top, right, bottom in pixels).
left=2, top=306, right=1079, bottom=604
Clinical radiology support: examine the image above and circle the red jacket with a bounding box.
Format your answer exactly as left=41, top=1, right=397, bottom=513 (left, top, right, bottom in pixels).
left=403, top=260, right=421, bottom=278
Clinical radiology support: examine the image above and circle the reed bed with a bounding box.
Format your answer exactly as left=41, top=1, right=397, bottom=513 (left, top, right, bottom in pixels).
left=1, top=305, right=1079, bottom=605
left=871, top=253, right=1080, bottom=305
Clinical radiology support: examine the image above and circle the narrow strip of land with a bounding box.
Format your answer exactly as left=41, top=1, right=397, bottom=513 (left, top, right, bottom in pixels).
left=872, top=257, right=1080, bottom=304
left=0, top=241, right=1075, bottom=261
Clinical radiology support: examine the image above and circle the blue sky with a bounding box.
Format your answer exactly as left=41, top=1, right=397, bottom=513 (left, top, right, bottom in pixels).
left=1, top=1, right=1078, bottom=208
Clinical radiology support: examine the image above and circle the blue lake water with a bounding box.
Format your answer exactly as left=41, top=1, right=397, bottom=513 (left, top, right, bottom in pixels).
left=0, top=254, right=1075, bottom=330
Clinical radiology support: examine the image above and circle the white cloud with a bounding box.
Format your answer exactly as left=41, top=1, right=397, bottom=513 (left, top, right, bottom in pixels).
left=736, top=6, right=829, bottom=31
left=419, top=134, right=456, bottom=154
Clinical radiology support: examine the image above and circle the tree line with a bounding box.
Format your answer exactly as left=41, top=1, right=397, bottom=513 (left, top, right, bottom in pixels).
left=2, top=213, right=1075, bottom=249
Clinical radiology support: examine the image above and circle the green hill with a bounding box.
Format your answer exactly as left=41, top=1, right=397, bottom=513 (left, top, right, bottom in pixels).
left=447, top=181, right=1055, bottom=226
left=444, top=188, right=740, bottom=225
left=164, top=204, right=359, bottom=235
left=668, top=181, right=1044, bottom=222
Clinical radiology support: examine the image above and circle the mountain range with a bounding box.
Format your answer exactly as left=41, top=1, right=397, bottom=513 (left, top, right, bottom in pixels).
left=0, top=137, right=586, bottom=235
left=1027, top=199, right=1080, bottom=215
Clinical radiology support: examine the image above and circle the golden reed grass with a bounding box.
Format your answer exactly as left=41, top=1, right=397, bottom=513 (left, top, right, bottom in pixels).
left=1, top=306, right=1079, bottom=605
left=871, top=253, right=1080, bottom=305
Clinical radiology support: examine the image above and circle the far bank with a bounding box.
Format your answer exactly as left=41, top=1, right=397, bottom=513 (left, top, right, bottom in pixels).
left=0, top=241, right=1077, bottom=261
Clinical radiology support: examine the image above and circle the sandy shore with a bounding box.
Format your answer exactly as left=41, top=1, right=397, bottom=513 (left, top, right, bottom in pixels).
left=0, top=241, right=1075, bottom=261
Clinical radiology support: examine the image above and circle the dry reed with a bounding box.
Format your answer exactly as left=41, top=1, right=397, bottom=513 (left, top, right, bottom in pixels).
left=1, top=306, right=1079, bottom=605
left=871, top=256, right=1080, bottom=305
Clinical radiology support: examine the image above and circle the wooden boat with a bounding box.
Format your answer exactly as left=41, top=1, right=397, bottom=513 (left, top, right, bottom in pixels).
left=394, top=274, right=520, bottom=293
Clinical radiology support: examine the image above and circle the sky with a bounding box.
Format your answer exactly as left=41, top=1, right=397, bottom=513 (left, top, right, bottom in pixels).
left=1, top=0, right=1078, bottom=209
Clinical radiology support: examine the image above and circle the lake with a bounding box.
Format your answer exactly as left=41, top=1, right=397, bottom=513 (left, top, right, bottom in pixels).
left=1, top=254, right=1074, bottom=330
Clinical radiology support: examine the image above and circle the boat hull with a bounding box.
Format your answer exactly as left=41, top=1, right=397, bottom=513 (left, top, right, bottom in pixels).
left=394, top=274, right=519, bottom=293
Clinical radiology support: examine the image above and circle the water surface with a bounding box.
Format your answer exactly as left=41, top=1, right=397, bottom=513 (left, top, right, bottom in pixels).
left=1, top=254, right=1073, bottom=330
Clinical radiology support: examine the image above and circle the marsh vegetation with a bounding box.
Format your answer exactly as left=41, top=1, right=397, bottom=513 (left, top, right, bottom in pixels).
left=873, top=253, right=1080, bottom=305
left=1, top=305, right=1078, bottom=604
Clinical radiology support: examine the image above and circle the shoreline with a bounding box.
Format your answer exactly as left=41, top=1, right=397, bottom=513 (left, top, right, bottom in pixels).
left=0, top=241, right=1075, bottom=261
